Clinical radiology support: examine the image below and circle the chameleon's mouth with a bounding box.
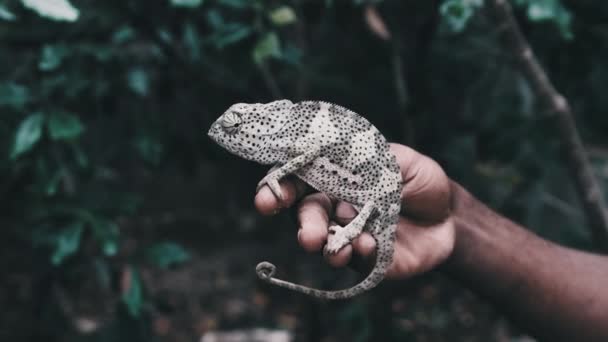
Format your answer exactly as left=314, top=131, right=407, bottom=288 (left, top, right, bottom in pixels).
left=207, top=122, right=228, bottom=148
left=207, top=123, right=255, bottom=159
left=207, top=121, right=220, bottom=140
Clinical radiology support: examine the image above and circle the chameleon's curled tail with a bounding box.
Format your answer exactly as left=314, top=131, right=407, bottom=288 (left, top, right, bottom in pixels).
left=255, top=227, right=395, bottom=300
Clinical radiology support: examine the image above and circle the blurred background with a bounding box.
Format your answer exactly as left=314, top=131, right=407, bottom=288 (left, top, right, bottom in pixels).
left=1, top=0, right=607, bottom=341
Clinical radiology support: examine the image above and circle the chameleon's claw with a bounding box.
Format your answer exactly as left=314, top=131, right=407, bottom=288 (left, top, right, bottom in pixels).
left=257, top=176, right=284, bottom=202
left=325, top=226, right=350, bottom=254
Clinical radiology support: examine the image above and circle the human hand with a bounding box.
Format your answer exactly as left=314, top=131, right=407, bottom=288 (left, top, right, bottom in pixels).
left=254, top=143, right=455, bottom=278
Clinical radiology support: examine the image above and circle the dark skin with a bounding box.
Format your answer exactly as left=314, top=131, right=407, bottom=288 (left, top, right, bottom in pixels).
left=255, top=143, right=608, bottom=342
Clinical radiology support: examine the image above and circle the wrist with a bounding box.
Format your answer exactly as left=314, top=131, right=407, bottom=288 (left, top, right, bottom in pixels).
left=440, top=180, right=514, bottom=274
left=439, top=180, right=535, bottom=284
left=436, top=180, right=471, bottom=273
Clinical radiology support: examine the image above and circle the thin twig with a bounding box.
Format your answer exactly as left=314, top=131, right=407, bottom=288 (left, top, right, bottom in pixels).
left=486, top=0, right=608, bottom=250
left=391, top=43, right=409, bottom=111
left=391, top=42, right=415, bottom=145
left=294, top=1, right=309, bottom=101
left=258, top=62, right=283, bottom=100
left=363, top=4, right=414, bottom=144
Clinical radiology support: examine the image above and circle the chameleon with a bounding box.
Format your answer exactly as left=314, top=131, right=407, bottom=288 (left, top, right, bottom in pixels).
left=207, top=100, right=403, bottom=300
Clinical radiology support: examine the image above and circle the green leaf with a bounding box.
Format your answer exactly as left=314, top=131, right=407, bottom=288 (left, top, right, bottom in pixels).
left=269, top=6, right=297, bottom=26
left=211, top=23, right=253, bottom=49
left=146, top=242, right=190, bottom=269
left=440, top=0, right=484, bottom=33
left=39, top=44, right=68, bottom=71
left=0, top=83, right=29, bottom=109
left=158, top=28, right=174, bottom=45
left=90, top=218, right=120, bottom=257
left=204, top=12, right=252, bottom=48
left=51, top=221, right=84, bottom=265
left=527, top=2, right=554, bottom=19
left=205, top=9, right=224, bottom=29
left=134, top=136, right=163, bottom=165
left=45, top=168, right=64, bottom=196
left=78, top=44, right=114, bottom=63
left=170, top=0, right=203, bottom=8
left=112, top=25, right=136, bottom=44
left=183, top=21, right=202, bottom=61
left=21, top=0, right=79, bottom=22
left=48, top=112, right=84, bottom=141
left=252, top=32, right=281, bottom=64
left=101, top=229, right=119, bottom=256
left=513, top=0, right=573, bottom=40
left=0, top=4, right=16, bottom=21
left=281, top=43, right=302, bottom=66
left=70, top=143, right=89, bottom=168
left=218, top=0, right=250, bottom=9
left=11, top=113, right=45, bottom=159
left=127, top=68, right=149, bottom=96
left=122, top=266, right=143, bottom=317
left=94, top=258, right=112, bottom=290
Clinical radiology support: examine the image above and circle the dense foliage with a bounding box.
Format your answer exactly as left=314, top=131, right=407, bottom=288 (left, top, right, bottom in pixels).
left=1, top=0, right=607, bottom=340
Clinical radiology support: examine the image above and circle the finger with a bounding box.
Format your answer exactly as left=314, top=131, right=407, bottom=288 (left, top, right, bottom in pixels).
left=325, top=244, right=352, bottom=268
left=297, top=193, right=333, bottom=252
left=324, top=231, right=376, bottom=269
left=254, top=176, right=309, bottom=215
left=351, top=232, right=376, bottom=257
left=346, top=233, right=377, bottom=273
left=334, top=201, right=357, bottom=225
left=326, top=202, right=367, bottom=269
left=389, top=144, right=451, bottom=222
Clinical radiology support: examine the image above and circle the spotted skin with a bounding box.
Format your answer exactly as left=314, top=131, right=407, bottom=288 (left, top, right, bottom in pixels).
left=208, top=100, right=403, bottom=300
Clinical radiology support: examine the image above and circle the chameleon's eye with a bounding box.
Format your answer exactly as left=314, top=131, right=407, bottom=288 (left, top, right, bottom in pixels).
left=221, top=111, right=242, bottom=134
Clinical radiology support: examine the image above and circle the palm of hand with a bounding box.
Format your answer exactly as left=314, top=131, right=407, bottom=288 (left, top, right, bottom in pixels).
left=254, top=143, right=455, bottom=279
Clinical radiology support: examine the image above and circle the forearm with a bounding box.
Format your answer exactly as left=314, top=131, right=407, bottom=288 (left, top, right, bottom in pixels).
left=443, top=182, right=608, bottom=341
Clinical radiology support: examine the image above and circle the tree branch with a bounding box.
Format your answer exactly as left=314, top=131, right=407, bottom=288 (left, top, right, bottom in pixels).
left=486, top=0, right=608, bottom=250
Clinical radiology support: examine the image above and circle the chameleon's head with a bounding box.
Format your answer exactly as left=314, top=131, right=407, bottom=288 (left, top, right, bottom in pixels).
left=208, top=100, right=293, bottom=163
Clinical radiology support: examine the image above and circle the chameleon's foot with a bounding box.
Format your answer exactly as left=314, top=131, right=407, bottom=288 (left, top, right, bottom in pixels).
left=324, top=226, right=350, bottom=254
left=256, top=175, right=284, bottom=202
left=256, top=261, right=277, bottom=280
